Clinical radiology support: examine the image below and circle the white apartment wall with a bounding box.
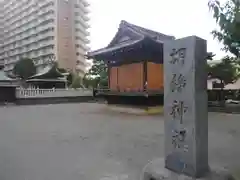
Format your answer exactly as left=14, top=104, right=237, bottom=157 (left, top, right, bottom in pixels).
left=73, top=0, right=90, bottom=76
left=55, top=0, right=90, bottom=77
left=0, top=0, right=90, bottom=75
left=0, top=2, right=4, bottom=66
left=56, top=0, right=77, bottom=72
left=1, top=0, right=56, bottom=72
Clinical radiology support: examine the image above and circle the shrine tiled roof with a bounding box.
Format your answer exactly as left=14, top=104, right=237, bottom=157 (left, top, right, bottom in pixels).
left=108, top=20, right=175, bottom=46
left=87, top=20, right=175, bottom=59
left=28, top=64, right=64, bottom=79
left=87, top=39, right=143, bottom=58
left=0, top=69, right=18, bottom=87
left=0, top=70, right=16, bottom=81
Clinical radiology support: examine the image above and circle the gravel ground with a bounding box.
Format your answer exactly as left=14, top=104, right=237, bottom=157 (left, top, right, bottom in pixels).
left=0, top=103, right=239, bottom=180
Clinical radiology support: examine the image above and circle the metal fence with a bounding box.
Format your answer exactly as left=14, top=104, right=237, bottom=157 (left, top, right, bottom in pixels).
left=16, top=88, right=93, bottom=98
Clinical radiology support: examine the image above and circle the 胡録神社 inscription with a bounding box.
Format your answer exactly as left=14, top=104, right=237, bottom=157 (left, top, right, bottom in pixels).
left=170, top=100, right=188, bottom=124
left=164, top=36, right=208, bottom=178
left=169, top=48, right=187, bottom=65
left=170, top=74, right=186, bottom=93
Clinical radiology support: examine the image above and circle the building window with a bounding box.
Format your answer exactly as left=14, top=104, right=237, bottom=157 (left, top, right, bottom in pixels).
left=76, top=44, right=80, bottom=48
left=76, top=52, right=80, bottom=56
left=64, top=17, right=68, bottom=21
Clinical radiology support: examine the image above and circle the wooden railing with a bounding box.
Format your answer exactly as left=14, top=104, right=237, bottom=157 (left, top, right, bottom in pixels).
left=16, top=88, right=93, bottom=98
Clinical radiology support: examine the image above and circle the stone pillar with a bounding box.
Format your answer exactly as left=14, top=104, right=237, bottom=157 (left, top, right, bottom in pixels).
left=164, top=36, right=208, bottom=178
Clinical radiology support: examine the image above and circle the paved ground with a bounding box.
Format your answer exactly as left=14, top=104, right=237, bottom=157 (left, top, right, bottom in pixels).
left=0, top=103, right=240, bottom=180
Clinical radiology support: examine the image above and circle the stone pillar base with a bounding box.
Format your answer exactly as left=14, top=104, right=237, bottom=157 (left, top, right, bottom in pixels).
left=141, top=158, right=235, bottom=180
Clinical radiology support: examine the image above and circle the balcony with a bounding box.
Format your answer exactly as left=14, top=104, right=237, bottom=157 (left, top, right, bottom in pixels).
left=6, top=58, right=18, bottom=65
left=85, top=23, right=90, bottom=29
left=75, top=10, right=90, bottom=22
left=77, top=8, right=90, bottom=21
left=76, top=17, right=90, bottom=29
left=4, top=63, right=15, bottom=71
left=5, top=12, right=54, bottom=39
left=79, top=2, right=90, bottom=13
left=38, top=1, right=54, bottom=10
left=0, top=53, right=4, bottom=60
left=3, top=40, right=54, bottom=59
left=4, top=1, right=53, bottom=29
left=76, top=40, right=90, bottom=51
left=3, top=0, right=18, bottom=10
left=4, top=2, right=35, bottom=24
left=0, top=60, right=4, bottom=67
left=82, top=0, right=90, bottom=7
left=84, top=45, right=90, bottom=51
left=75, top=24, right=90, bottom=36
left=4, top=0, right=22, bottom=17
left=5, top=17, right=37, bottom=36
left=76, top=47, right=86, bottom=56
left=38, top=49, right=54, bottom=57
left=82, top=14, right=90, bottom=21
left=3, top=27, right=54, bottom=49
left=3, top=36, right=51, bottom=54
left=84, top=30, right=90, bottom=36
left=83, top=38, right=90, bottom=44
left=37, top=24, right=54, bottom=33
left=38, top=40, right=54, bottom=48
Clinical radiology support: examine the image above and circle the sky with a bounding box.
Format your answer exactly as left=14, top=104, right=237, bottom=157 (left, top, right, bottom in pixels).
left=87, top=0, right=228, bottom=60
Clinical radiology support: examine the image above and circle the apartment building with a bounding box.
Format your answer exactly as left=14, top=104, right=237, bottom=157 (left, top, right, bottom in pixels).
left=0, top=0, right=90, bottom=77
left=0, top=1, right=3, bottom=67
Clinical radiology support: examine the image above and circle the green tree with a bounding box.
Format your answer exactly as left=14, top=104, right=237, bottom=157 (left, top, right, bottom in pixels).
left=98, top=77, right=108, bottom=88
left=208, top=56, right=240, bottom=85
left=57, top=68, right=67, bottom=73
left=84, top=59, right=108, bottom=88
left=52, top=61, right=74, bottom=86
left=67, top=72, right=74, bottom=86
left=13, top=58, right=36, bottom=80
left=53, top=61, right=65, bottom=73
left=208, top=0, right=240, bottom=57
left=208, top=56, right=239, bottom=103
left=70, top=75, right=84, bottom=89
left=87, top=59, right=107, bottom=77
left=206, top=52, right=216, bottom=60
left=83, top=75, right=100, bottom=88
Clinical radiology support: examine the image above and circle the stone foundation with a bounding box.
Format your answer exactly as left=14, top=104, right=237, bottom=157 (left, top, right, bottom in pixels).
left=141, top=158, right=235, bottom=180
left=106, top=105, right=163, bottom=115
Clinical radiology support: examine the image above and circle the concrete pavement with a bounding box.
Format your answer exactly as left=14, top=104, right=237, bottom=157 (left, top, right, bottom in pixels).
left=0, top=103, right=239, bottom=180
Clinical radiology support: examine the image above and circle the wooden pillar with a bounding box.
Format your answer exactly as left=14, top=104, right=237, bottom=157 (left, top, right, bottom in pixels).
left=143, top=60, right=147, bottom=91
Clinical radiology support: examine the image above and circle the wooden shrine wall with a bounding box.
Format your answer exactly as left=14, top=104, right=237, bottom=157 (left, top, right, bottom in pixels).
left=109, top=61, right=163, bottom=92
left=147, top=62, right=164, bottom=90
